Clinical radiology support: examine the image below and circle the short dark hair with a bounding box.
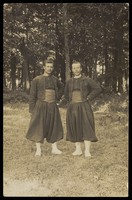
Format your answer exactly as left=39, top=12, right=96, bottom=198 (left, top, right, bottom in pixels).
left=72, top=61, right=81, bottom=66
left=44, top=59, right=54, bottom=65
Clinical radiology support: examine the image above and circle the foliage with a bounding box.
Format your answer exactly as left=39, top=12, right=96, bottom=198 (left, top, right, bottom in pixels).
left=3, top=89, right=29, bottom=103
left=92, top=92, right=128, bottom=113
left=3, top=88, right=128, bottom=116
left=3, top=3, right=129, bottom=92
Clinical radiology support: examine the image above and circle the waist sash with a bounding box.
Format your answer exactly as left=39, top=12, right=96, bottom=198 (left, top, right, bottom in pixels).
left=43, top=89, right=56, bottom=103
left=71, top=90, right=83, bottom=103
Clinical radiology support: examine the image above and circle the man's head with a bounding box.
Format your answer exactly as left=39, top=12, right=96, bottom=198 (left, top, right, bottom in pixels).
left=43, top=59, right=54, bottom=75
left=72, top=61, right=82, bottom=76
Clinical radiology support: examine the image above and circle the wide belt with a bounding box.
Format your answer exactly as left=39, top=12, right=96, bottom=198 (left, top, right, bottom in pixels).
left=71, top=90, right=83, bottom=103
left=42, top=89, right=56, bottom=103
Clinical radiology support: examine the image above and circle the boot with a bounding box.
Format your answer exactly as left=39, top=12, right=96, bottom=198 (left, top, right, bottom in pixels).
left=72, top=142, right=82, bottom=156
left=52, top=142, right=62, bottom=154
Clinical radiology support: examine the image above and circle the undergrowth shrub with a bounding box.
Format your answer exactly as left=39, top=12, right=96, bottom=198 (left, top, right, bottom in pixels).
left=3, top=89, right=29, bottom=103
left=3, top=89, right=128, bottom=114
left=92, top=93, right=128, bottom=113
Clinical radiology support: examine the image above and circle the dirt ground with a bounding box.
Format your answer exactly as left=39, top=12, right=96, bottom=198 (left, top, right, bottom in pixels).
left=3, top=103, right=128, bottom=197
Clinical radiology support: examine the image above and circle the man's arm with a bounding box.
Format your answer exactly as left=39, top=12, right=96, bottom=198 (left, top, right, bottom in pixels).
left=29, top=78, right=37, bottom=113
left=87, top=78, right=102, bottom=101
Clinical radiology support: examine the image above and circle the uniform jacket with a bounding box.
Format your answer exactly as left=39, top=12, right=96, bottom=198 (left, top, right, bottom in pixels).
left=29, top=74, right=64, bottom=113
left=64, top=76, right=102, bottom=103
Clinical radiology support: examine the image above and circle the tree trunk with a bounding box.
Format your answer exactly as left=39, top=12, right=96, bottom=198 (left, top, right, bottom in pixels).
left=19, top=68, right=23, bottom=89
left=104, top=45, right=110, bottom=87
left=33, top=64, right=36, bottom=78
left=55, top=4, right=66, bottom=83
left=3, top=71, right=7, bottom=88
left=117, top=17, right=124, bottom=93
left=55, top=4, right=60, bottom=78
left=22, top=59, right=30, bottom=93
left=118, top=68, right=123, bottom=93
left=10, top=53, right=16, bottom=90
left=112, top=48, right=118, bottom=93
left=60, top=58, right=66, bottom=83
left=92, top=56, right=98, bottom=81
left=88, top=66, right=92, bottom=78
left=63, top=3, right=70, bottom=80
left=103, top=19, right=110, bottom=88
left=19, top=37, right=30, bottom=93
left=124, top=69, right=129, bottom=92
left=112, top=7, right=124, bottom=93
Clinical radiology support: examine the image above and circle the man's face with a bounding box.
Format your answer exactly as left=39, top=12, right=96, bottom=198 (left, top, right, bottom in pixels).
left=72, top=63, right=82, bottom=76
left=44, top=63, right=54, bottom=74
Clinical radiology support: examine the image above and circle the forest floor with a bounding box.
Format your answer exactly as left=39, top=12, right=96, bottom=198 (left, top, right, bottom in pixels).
left=3, top=102, right=128, bottom=197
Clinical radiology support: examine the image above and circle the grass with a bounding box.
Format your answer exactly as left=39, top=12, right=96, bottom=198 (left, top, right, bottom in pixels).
left=3, top=102, right=128, bottom=197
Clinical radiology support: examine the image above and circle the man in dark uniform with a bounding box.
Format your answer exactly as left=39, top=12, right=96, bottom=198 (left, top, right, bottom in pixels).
left=63, top=61, right=102, bottom=157
left=26, top=59, right=64, bottom=156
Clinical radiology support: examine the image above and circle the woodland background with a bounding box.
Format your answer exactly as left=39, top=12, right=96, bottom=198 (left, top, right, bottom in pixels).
left=3, top=3, right=129, bottom=94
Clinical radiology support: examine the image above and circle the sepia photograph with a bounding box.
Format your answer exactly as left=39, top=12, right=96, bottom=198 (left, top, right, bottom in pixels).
left=3, top=3, right=129, bottom=197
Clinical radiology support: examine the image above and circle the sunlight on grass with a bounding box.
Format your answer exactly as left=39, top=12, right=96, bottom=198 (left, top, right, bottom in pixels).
left=4, top=179, right=51, bottom=197
left=3, top=102, right=128, bottom=197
